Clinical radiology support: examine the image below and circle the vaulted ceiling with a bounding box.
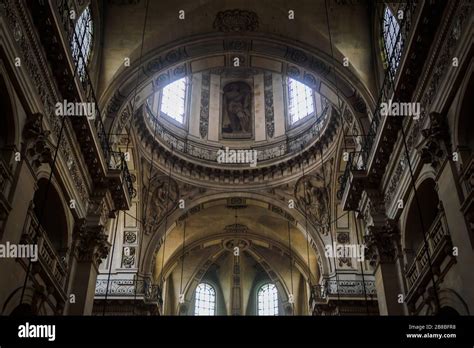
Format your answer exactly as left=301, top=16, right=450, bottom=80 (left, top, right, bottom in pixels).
left=97, top=0, right=377, bottom=101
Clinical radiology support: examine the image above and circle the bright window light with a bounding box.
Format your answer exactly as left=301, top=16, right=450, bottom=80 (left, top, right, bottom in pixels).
left=382, top=6, right=401, bottom=77
left=71, top=6, right=93, bottom=79
left=160, top=77, right=186, bottom=124
left=194, top=283, right=216, bottom=316
left=287, top=77, right=314, bottom=124
left=258, top=283, right=278, bottom=316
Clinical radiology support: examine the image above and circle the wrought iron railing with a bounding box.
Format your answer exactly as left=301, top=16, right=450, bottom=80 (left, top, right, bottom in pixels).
left=339, top=2, right=417, bottom=196
left=54, top=0, right=133, bottom=199
left=310, top=280, right=376, bottom=304
left=95, top=277, right=163, bottom=305
left=144, top=103, right=331, bottom=164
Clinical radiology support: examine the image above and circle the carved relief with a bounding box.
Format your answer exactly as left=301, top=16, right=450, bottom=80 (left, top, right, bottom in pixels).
left=74, top=223, right=109, bottom=265
left=419, top=112, right=450, bottom=171
left=295, top=173, right=331, bottom=235
left=264, top=72, right=275, bottom=138
left=364, top=220, right=399, bottom=266
left=143, top=176, right=179, bottom=235
left=121, top=246, right=136, bottom=268
left=199, top=72, right=210, bottom=138
left=213, top=9, right=259, bottom=32
left=22, top=113, right=52, bottom=170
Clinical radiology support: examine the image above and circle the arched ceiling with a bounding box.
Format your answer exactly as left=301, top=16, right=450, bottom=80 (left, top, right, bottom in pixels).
left=97, top=0, right=377, bottom=102
left=151, top=203, right=319, bottom=295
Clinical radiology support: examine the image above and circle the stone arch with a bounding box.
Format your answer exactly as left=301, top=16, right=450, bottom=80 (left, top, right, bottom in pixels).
left=452, top=63, right=474, bottom=164
left=401, top=173, right=440, bottom=266
left=100, top=33, right=374, bottom=140
left=32, top=174, right=72, bottom=257
left=140, top=191, right=330, bottom=278
left=437, top=288, right=470, bottom=315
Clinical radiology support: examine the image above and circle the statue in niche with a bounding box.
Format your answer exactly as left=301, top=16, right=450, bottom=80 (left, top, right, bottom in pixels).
left=294, top=173, right=330, bottom=236
left=222, top=81, right=252, bottom=138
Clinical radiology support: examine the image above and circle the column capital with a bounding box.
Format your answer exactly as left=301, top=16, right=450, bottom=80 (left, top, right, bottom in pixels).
left=73, top=220, right=110, bottom=266
left=364, top=219, right=400, bottom=266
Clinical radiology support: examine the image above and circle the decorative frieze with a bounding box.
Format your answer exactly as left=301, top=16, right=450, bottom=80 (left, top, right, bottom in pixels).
left=263, top=72, right=275, bottom=138
left=213, top=9, right=259, bottom=32
left=199, top=72, right=210, bottom=139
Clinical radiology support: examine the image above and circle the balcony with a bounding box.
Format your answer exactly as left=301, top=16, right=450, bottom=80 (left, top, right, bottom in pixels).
left=94, top=277, right=163, bottom=314
left=340, top=1, right=448, bottom=211
left=405, top=209, right=454, bottom=300
left=20, top=204, right=68, bottom=300
left=25, top=0, right=134, bottom=210
left=309, top=280, right=377, bottom=315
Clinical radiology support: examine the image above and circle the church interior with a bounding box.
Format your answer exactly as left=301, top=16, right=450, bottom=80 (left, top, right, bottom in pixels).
left=0, top=0, right=473, bottom=318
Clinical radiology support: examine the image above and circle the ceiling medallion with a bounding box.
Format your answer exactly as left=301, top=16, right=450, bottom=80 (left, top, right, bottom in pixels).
left=223, top=238, right=251, bottom=252
left=213, top=9, right=259, bottom=32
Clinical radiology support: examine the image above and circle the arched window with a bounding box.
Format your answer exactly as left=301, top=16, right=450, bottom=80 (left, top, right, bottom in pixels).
left=382, top=6, right=401, bottom=78
left=257, top=283, right=278, bottom=316
left=160, top=77, right=187, bottom=124
left=71, top=6, right=93, bottom=79
left=194, top=283, right=216, bottom=316
left=287, top=77, right=314, bottom=125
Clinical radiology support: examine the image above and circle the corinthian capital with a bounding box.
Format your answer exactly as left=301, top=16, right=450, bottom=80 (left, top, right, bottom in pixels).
left=74, top=220, right=110, bottom=266
left=364, top=219, right=400, bottom=266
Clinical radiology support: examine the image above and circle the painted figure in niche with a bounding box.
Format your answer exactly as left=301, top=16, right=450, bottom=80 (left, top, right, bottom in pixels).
left=222, top=81, right=252, bottom=138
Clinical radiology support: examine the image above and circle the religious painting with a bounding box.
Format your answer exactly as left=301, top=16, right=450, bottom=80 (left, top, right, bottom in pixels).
left=221, top=81, right=253, bottom=139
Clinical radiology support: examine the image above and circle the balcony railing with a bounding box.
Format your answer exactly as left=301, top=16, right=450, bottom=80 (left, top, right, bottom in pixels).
left=310, top=280, right=376, bottom=303
left=95, top=277, right=163, bottom=306
left=54, top=0, right=134, bottom=200
left=21, top=204, right=68, bottom=297
left=144, top=103, right=331, bottom=164
left=405, top=208, right=451, bottom=295
left=339, top=2, right=417, bottom=197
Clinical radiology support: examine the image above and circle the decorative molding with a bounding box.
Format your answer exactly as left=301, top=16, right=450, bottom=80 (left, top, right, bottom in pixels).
left=213, top=9, right=259, bottom=33
left=224, top=223, right=249, bottom=234
left=364, top=220, right=399, bottom=266
left=74, top=222, right=109, bottom=265
left=383, top=1, right=471, bottom=209
left=1, top=0, right=89, bottom=203
left=22, top=113, right=52, bottom=170
left=295, top=171, right=332, bottom=236
left=199, top=72, right=210, bottom=139
left=264, top=72, right=275, bottom=138
left=143, top=175, right=179, bottom=235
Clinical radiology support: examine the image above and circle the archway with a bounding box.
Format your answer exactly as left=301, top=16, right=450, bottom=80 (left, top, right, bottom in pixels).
left=32, top=178, right=69, bottom=255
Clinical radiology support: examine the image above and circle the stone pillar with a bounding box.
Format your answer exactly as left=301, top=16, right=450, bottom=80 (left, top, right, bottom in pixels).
left=66, top=194, right=113, bottom=315
left=361, top=191, right=406, bottom=315
left=365, top=221, right=405, bottom=315
left=419, top=112, right=474, bottom=312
